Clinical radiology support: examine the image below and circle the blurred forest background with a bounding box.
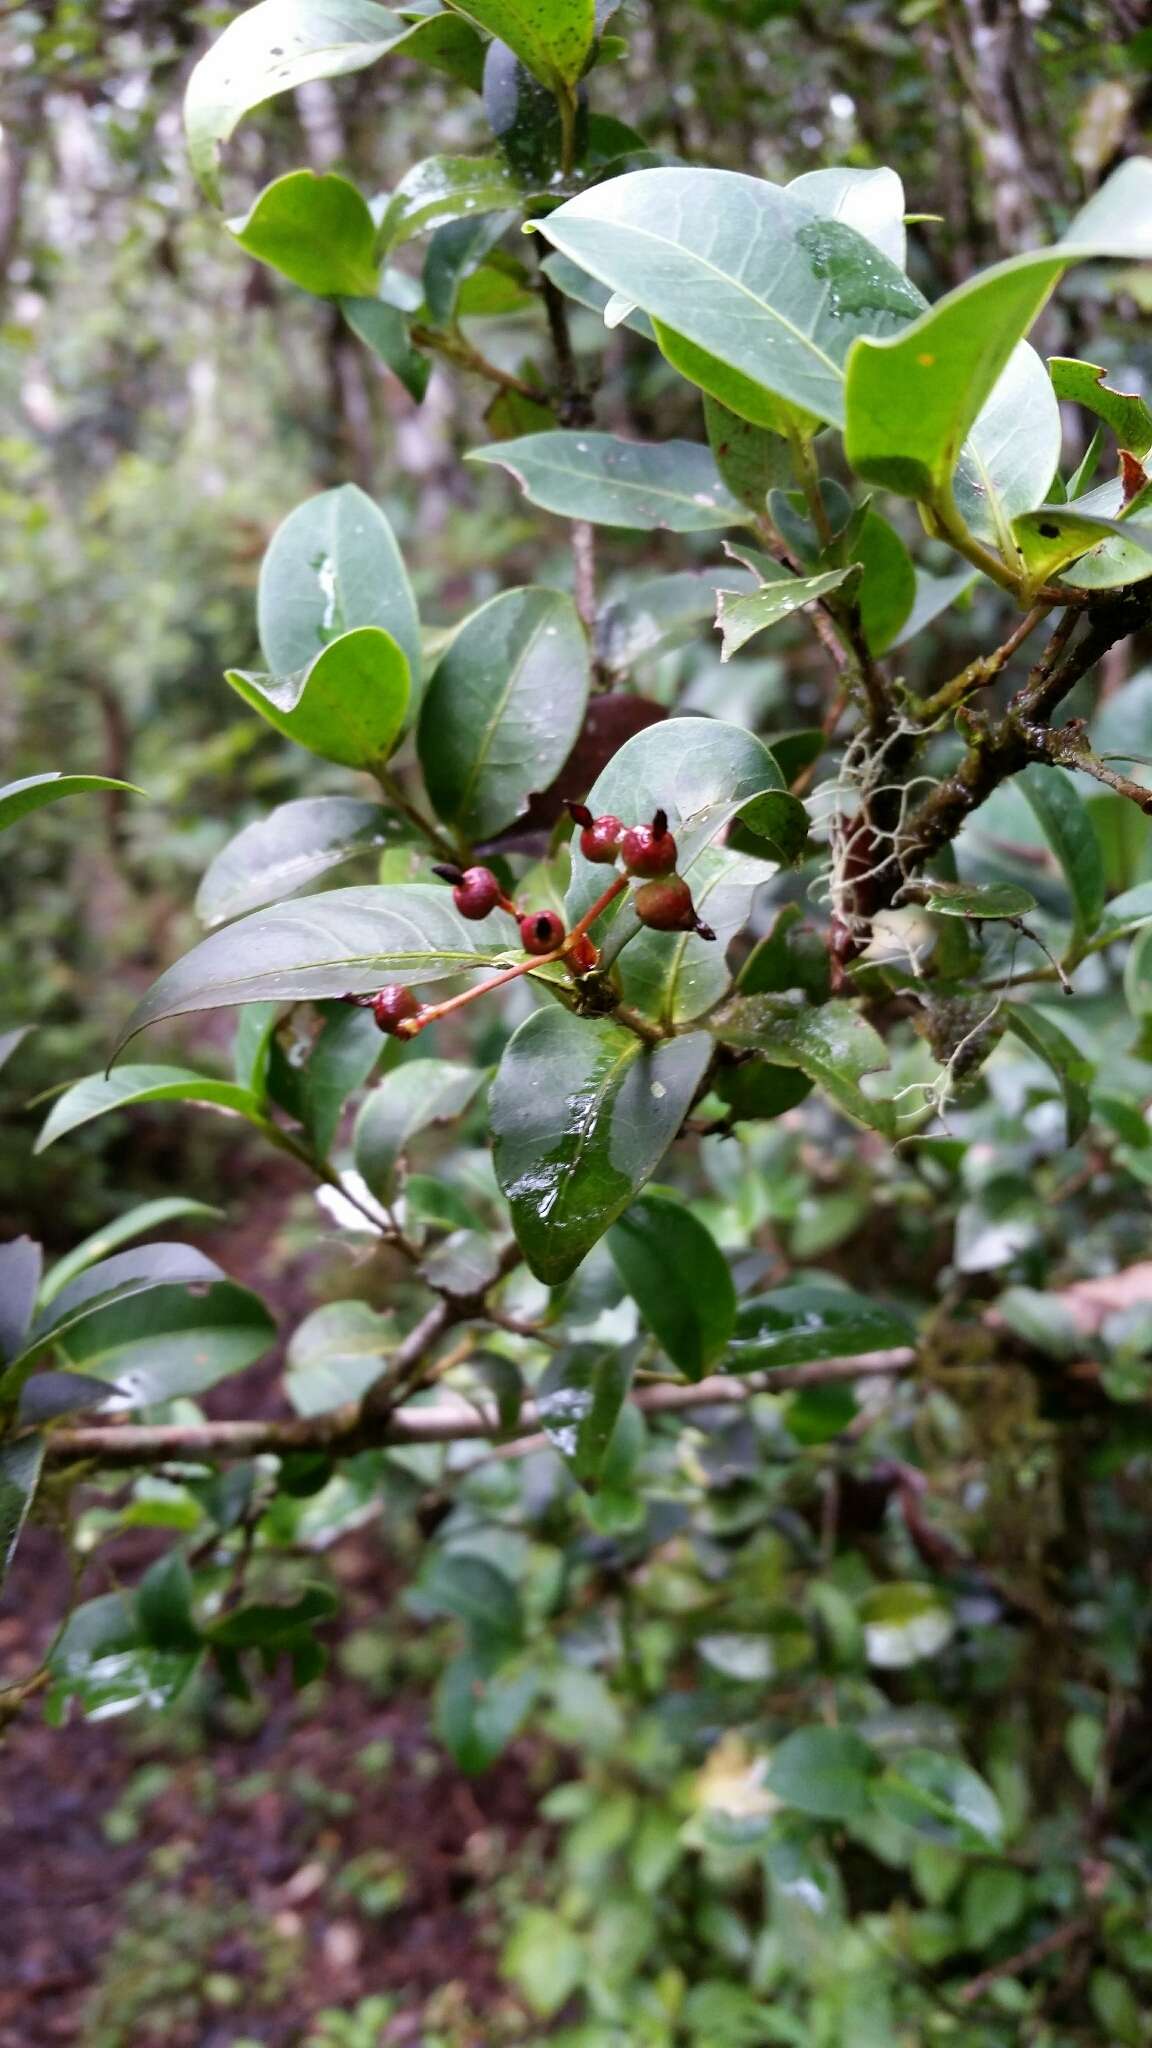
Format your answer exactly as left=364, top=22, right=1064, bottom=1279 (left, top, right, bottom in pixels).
left=2, top=3, right=1151, bottom=2045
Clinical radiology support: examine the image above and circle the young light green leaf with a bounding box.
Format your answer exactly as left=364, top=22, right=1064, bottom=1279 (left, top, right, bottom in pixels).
left=118, top=884, right=513, bottom=1046
left=38, top=1200, right=224, bottom=1306
left=0, top=772, right=143, bottom=835
left=1018, top=763, right=1106, bottom=944
left=197, top=797, right=403, bottom=928
left=491, top=1009, right=711, bottom=1284
left=1049, top=356, right=1152, bottom=456
left=1004, top=1004, right=1093, bottom=1146
left=258, top=483, right=420, bottom=690
left=58, top=1280, right=275, bottom=1407
left=0, top=1434, right=44, bottom=1585
left=716, top=564, right=854, bottom=660
left=418, top=586, right=588, bottom=839
left=1009, top=502, right=1152, bottom=588
left=229, top=170, right=379, bottom=296
left=535, top=167, right=924, bottom=429
left=952, top=342, right=1063, bottom=553
left=711, top=994, right=895, bottom=1134
left=450, top=0, right=595, bottom=92
left=36, top=1067, right=268, bottom=1154
left=727, top=1282, right=913, bottom=1370
left=844, top=156, right=1152, bottom=503
left=286, top=1299, right=396, bottom=1415
left=787, top=165, right=907, bottom=268
left=354, top=1060, right=484, bottom=1202
left=536, top=1346, right=634, bottom=1485
left=608, top=1192, right=735, bottom=1380
left=469, top=432, right=744, bottom=531
left=377, top=154, right=524, bottom=256
left=228, top=624, right=410, bottom=771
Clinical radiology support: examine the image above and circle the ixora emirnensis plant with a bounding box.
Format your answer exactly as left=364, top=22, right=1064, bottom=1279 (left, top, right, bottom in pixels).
left=7, top=0, right=1152, bottom=2008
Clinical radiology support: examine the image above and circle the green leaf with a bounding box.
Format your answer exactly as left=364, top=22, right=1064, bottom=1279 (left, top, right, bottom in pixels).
left=766, top=1726, right=874, bottom=1821
left=565, top=716, right=785, bottom=959
left=711, top=994, right=894, bottom=1133
left=952, top=342, right=1063, bottom=553
left=423, top=209, right=516, bottom=324
left=853, top=507, right=916, bottom=654
left=137, top=1552, right=201, bottom=1653
left=844, top=157, right=1152, bottom=503
left=300, top=1003, right=382, bottom=1155
left=1, top=1243, right=227, bottom=1385
left=1018, top=762, right=1106, bottom=944
left=387, top=9, right=486, bottom=89
left=46, top=1592, right=201, bottom=1721
left=285, top=1299, right=396, bottom=1415
left=0, top=1433, right=43, bottom=1586
left=206, top=1582, right=338, bottom=1648
left=469, top=432, right=744, bottom=531
left=353, top=1059, right=484, bottom=1202
left=59, top=1281, right=276, bottom=1406
left=715, top=564, right=854, bottom=660
left=703, top=395, right=792, bottom=513
left=1009, top=499, right=1152, bottom=589
left=859, top=1582, right=953, bottom=1667
left=787, top=164, right=907, bottom=267
left=118, top=884, right=513, bottom=1044
left=1061, top=477, right=1152, bottom=591
left=598, top=570, right=742, bottom=674
left=1049, top=356, right=1152, bottom=456
left=491, top=1009, right=711, bottom=1284
left=727, top=1282, right=913, bottom=1370
left=536, top=167, right=924, bottom=429
left=257, top=484, right=420, bottom=695
left=419, top=1549, right=523, bottom=1645
left=0, top=772, right=142, bottom=835
left=418, top=586, right=589, bottom=839
left=197, top=796, right=403, bottom=928
left=1004, top=1004, right=1093, bottom=1146
left=536, top=1346, right=634, bottom=1485
left=924, top=881, right=1039, bottom=920
left=35, top=1066, right=268, bottom=1154
left=228, top=624, right=411, bottom=771
left=539, top=249, right=655, bottom=338
left=450, top=0, right=595, bottom=92
left=502, top=1906, right=585, bottom=2018
left=39, top=1200, right=225, bottom=1306
left=0, top=1238, right=43, bottom=1365
left=1102, top=877, right=1152, bottom=937
left=436, top=1649, right=538, bottom=1773
left=0, top=1026, right=30, bottom=1073
left=229, top=169, right=379, bottom=296
left=614, top=848, right=776, bottom=1027
left=961, top=1865, right=1027, bottom=1949
left=607, top=1192, right=735, bottom=1380
left=339, top=295, right=429, bottom=400
left=873, top=1749, right=1003, bottom=1850
left=183, top=0, right=407, bottom=203
left=377, top=153, right=524, bottom=256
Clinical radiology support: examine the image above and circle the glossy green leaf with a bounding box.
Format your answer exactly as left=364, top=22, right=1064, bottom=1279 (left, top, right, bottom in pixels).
left=58, top=1280, right=276, bottom=1406
left=46, top=1592, right=201, bottom=1722
left=536, top=167, right=924, bottom=429
left=0, top=1239, right=42, bottom=1366
left=0, top=1433, right=43, bottom=1586
left=1004, top=1004, right=1093, bottom=1145
left=491, top=1009, right=711, bottom=1284
left=1061, top=477, right=1152, bottom=591
left=727, top=1282, right=913, bottom=1370
left=608, top=1192, right=735, bottom=1380
left=0, top=772, right=142, bottom=835
left=197, top=797, right=402, bottom=928
left=119, top=884, right=512, bottom=1044
left=614, top=847, right=775, bottom=1027
left=184, top=0, right=406, bottom=202
left=423, top=209, right=516, bottom=324
left=711, top=994, right=894, bottom=1133
left=419, top=1549, right=522, bottom=1644
left=952, top=342, right=1063, bottom=552
left=766, top=1725, right=874, bottom=1821
left=565, top=717, right=785, bottom=961
left=354, top=1059, right=484, bottom=1202
left=716, top=563, right=854, bottom=660
left=387, top=9, right=486, bottom=88
left=285, top=1299, right=396, bottom=1415
left=257, top=484, right=420, bottom=694
left=418, top=586, right=588, bottom=839
left=873, top=1749, right=1003, bottom=1849
left=377, top=154, right=524, bottom=255
left=537, top=1346, right=634, bottom=1484
left=300, top=1003, right=382, bottom=1155
left=844, top=157, right=1152, bottom=502
left=924, top=881, right=1038, bottom=919
left=703, top=395, right=792, bottom=513
left=450, top=0, right=595, bottom=91
left=229, top=170, right=379, bottom=296
left=1049, top=356, right=1152, bottom=456
left=227, top=624, right=410, bottom=771
left=36, top=1066, right=267, bottom=1154
left=469, top=432, right=744, bottom=531
left=436, top=1650, right=538, bottom=1775
left=787, top=164, right=907, bottom=268
left=339, top=295, right=429, bottom=400
left=2, top=1243, right=227, bottom=1384
left=39, top=1201, right=224, bottom=1307
left=1019, top=763, right=1106, bottom=944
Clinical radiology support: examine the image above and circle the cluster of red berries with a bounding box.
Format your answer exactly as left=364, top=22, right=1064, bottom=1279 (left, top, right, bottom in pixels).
left=567, top=802, right=716, bottom=942
left=355, top=803, right=714, bottom=1035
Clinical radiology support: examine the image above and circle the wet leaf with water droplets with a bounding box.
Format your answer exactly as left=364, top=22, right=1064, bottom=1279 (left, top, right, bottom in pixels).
left=536, top=1346, right=634, bottom=1485
left=726, top=1282, right=914, bottom=1371
left=710, top=995, right=895, bottom=1134
left=469, top=432, right=745, bottom=531
left=257, top=484, right=420, bottom=700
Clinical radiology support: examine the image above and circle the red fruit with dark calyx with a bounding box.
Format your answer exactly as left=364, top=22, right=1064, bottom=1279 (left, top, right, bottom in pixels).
left=520, top=909, right=566, bottom=955
left=372, top=986, right=420, bottom=1035
left=433, top=862, right=502, bottom=920
left=566, top=799, right=624, bottom=865
left=633, top=876, right=715, bottom=940
left=620, top=808, right=677, bottom=878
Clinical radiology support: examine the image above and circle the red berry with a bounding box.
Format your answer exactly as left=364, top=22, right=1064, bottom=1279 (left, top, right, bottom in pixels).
left=633, top=877, right=715, bottom=940
left=580, top=814, right=624, bottom=865
left=519, top=909, right=566, bottom=955
left=372, top=986, right=420, bottom=1034
left=442, top=864, right=502, bottom=919
left=620, top=808, right=677, bottom=878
